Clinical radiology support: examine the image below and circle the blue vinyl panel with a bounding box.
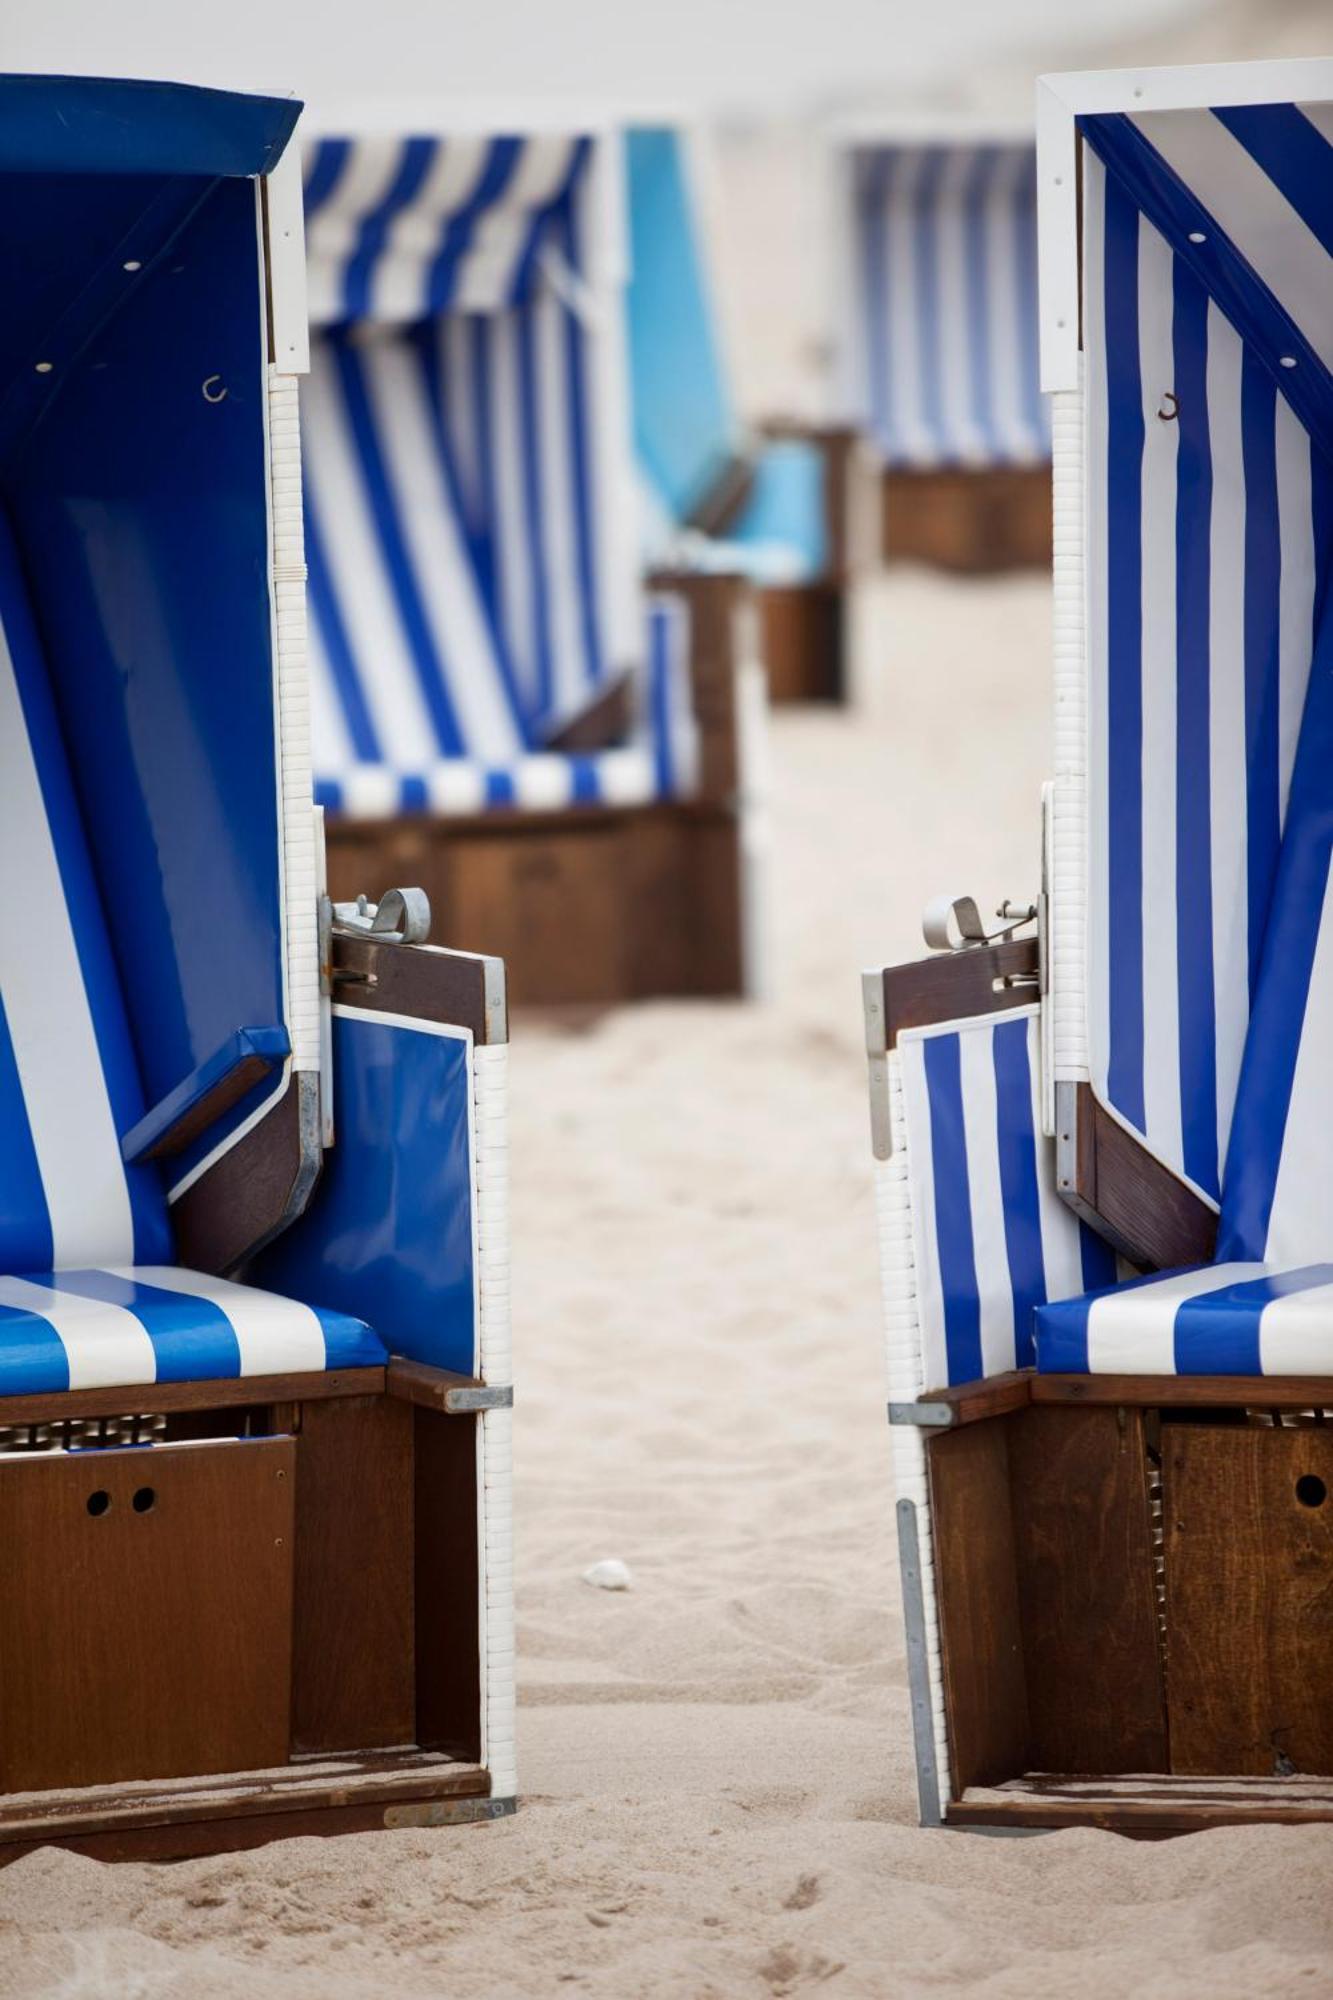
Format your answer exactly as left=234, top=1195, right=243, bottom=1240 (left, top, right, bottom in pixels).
left=2, top=176, right=287, bottom=1135
left=0, top=75, right=297, bottom=179
left=252, top=1012, right=478, bottom=1375
left=626, top=128, right=738, bottom=523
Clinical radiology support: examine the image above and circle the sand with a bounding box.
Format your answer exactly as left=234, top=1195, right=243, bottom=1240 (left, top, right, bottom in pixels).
left=3, top=570, right=1332, bottom=1998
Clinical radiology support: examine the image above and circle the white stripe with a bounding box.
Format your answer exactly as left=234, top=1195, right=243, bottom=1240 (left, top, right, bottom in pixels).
left=1137, top=214, right=1183, bottom=1177
left=0, top=1274, right=154, bottom=1389
left=957, top=1025, right=1016, bottom=1377
left=1276, top=401, right=1316, bottom=822
left=534, top=288, right=588, bottom=723
left=897, top=1035, right=949, bottom=1395
left=1260, top=1275, right=1333, bottom=1374
left=360, top=340, right=524, bottom=761
left=301, top=340, right=441, bottom=764
left=1129, top=108, right=1333, bottom=373
left=1206, top=302, right=1250, bottom=1178
left=884, top=152, right=930, bottom=466
left=1086, top=1262, right=1262, bottom=1373
left=306, top=581, right=357, bottom=781
left=1263, top=863, right=1333, bottom=1266
left=511, top=754, right=576, bottom=810
left=488, top=315, right=538, bottom=714
left=108, top=1266, right=330, bottom=1375
left=0, top=635, right=136, bottom=1268
left=1083, top=147, right=1113, bottom=1110
left=306, top=139, right=404, bottom=326
left=987, top=150, right=1035, bottom=463
left=454, top=137, right=576, bottom=311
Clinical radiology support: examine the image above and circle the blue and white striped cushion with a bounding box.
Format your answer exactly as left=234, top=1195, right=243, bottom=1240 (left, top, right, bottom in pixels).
left=0, top=1267, right=384, bottom=1397
left=0, top=510, right=171, bottom=1275
left=899, top=1008, right=1114, bottom=1390
left=1037, top=1262, right=1333, bottom=1376
left=848, top=142, right=1047, bottom=469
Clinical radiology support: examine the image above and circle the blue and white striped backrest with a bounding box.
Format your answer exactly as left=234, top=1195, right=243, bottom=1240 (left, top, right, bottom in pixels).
left=847, top=141, right=1047, bottom=468
left=898, top=1009, right=1114, bottom=1390
left=0, top=513, right=170, bottom=1274
left=1080, top=111, right=1333, bottom=1208
left=302, top=131, right=642, bottom=762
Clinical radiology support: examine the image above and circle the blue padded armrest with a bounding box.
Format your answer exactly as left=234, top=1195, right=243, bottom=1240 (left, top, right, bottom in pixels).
left=120, top=1025, right=290, bottom=1163
left=250, top=1007, right=479, bottom=1376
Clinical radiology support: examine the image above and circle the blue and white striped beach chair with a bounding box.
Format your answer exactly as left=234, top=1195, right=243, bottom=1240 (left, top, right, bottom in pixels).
left=0, top=74, right=514, bottom=1858
left=836, top=127, right=1051, bottom=570
left=299, top=123, right=761, bottom=1002
left=864, top=60, right=1333, bottom=1837
left=626, top=125, right=877, bottom=703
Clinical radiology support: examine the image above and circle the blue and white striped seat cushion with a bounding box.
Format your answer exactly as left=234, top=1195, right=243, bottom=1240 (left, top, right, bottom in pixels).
left=1037, top=1263, right=1333, bottom=1376
left=0, top=1268, right=384, bottom=1396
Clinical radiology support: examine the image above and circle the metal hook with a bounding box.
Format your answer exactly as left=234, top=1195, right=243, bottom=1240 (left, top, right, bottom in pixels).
left=1157, top=390, right=1179, bottom=422
left=201, top=375, right=228, bottom=404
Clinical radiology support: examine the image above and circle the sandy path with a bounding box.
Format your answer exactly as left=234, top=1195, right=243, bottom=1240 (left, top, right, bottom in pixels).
left=3, top=572, right=1331, bottom=1998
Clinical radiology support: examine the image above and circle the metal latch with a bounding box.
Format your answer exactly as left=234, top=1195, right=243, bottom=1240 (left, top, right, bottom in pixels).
left=332, top=887, right=432, bottom=945
left=921, top=892, right=1037, bottom=953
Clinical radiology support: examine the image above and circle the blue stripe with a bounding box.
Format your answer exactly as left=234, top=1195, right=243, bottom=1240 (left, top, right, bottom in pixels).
left=342, top=138, right=437, bottom=322
left=1079, top=1222, right=1118, bottom=1292
left=330, top=334, right=466, bottom=756
left=1214, top=105, right=1333, bottom=261
left=921, top=1034, right=983, bottom=1386
left=426, top=137, right=522, bottom=311
left=648, top=605, right=676, bottom=798
left=912, top=150, right=947, bottom=461
left=468, top=317, right=511, bottom=678
left=0, top=992, right=52, bottom=1273
left=1174, top=1263, right=1333, bottom=1376
left=1103, top=170, right=1146, bottom=1132
left=485, top=768, right=517, bottom=808
left=399, top=775, right=428, bottom=813
left=991, top=1017, right=1045, bottom=1369
left=1172, top=256, right=1219, bottom=1197
left=45, top=1268, right=242, bottom=1383
left=314, top=777, right=343, bottom=810
left=508, top=137, right=588, bottom=307
left=569, top=754, right=601, bottom=804
left=1218, top=601, right=1333, bottom=1260
left=557, top=196, right=606, bottom=696
left=304, top=476, right=382, bottom=761
left=1242, top=350, right=1281, bottom=1000
left=515, top=306, right=555, bottom=719
left=303, top=137, right=350, bottom=219
left=0, top=1298, right=69, bottom=1393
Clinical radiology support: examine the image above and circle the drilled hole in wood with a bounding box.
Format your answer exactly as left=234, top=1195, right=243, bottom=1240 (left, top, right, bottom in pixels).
left=132, top=1486, right=157, bottom=1514
left=86, top=1490, right=111, bottom=1517
left=1295, top=1474, right=1327, bottom=1509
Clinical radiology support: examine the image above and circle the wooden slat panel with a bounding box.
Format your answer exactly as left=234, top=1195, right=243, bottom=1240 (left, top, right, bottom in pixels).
left=1007, top=1407, right=1167, bottom=1774
left=928, top=1420, right=1030, bottom=1791
left=1034, top=1374, right=1333, bottom=1410
left=1067, top=1083, right=1217, bottom=1271
left=1164, top=1425, right=1333, bottom=1776
left=0, top=1439, right=293, bottom=1792
left=0, top=1367, right=383, bottom=1427
left=414, top=1408, right=482, bottom=1762
left=882, top=939, right=1039, bottom=1048
left=291, top=1395, right=415, bottom=1755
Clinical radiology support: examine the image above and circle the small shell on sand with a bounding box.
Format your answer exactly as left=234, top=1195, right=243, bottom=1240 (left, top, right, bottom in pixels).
left=582, top=1558, right=633, bottom=1591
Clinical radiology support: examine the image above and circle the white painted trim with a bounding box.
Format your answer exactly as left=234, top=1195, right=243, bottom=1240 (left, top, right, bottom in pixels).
left=479, top=1404, right=516, bottom=1799
left=472, top=1044, right=512, bottom=1388
left=264, top=139, right=310, bottom=375
left=875, top=1052, right=951, bottom=1809
left=1049, top=373, right=1089, bottom=1097
left=1037, top=59, right=1333, bottom=391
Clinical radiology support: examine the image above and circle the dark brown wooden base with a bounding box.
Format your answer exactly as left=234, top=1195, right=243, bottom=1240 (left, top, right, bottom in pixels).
left=326, top=801, right=745, bottom=1008
left=0, top=1751, right=500, bottom=1865
left=0, top=1369, right=499, bottom=1862
left=921, top=1374, right=1333, bottom=1835
left=882, top=464, right=1052, bottom=573
left=758, top=583, right=845, bottom=705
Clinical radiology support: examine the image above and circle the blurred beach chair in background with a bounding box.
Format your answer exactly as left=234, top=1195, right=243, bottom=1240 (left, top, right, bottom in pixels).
left=863, top=57, right=1333, bottom=1836
left=834, top=123, right=1051, bottom=571
left=301, top=120, right=768, bottom=1006
left=0, top=73, right=514, bottom=1861
left=626, top=125, right=879, bottom=704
